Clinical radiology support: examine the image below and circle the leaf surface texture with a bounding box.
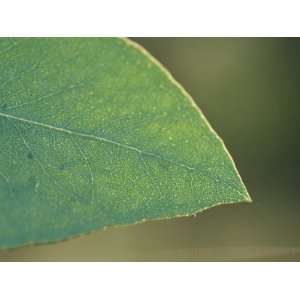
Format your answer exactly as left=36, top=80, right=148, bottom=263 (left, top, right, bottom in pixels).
left=0, top=38, right=250, bottom=248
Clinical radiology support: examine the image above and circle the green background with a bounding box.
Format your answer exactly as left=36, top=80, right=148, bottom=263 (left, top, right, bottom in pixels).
left=1, top=38, right=299, bottom=261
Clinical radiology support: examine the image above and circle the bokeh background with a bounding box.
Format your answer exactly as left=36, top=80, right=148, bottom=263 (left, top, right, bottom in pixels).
left=1, top=38, right=299, bottom=261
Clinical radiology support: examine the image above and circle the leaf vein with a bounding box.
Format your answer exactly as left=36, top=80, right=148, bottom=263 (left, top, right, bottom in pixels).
left=0, top=111, right=242, bottom=196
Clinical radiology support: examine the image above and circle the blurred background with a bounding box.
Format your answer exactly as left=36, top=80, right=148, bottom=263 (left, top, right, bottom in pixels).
left=1, top=38, right=299, bottom=261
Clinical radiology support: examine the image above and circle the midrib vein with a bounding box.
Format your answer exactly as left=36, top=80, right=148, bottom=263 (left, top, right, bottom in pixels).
left=0, top=111, right=242, bottom=194
left=0, top=111, right=195, bottom=171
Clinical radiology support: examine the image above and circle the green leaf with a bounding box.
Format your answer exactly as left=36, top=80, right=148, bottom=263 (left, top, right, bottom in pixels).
left=0, top=38, right=251, bottom=249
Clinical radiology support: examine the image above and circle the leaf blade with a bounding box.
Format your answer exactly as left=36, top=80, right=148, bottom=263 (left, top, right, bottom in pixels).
left=0, top=38, right=250, bottom=248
